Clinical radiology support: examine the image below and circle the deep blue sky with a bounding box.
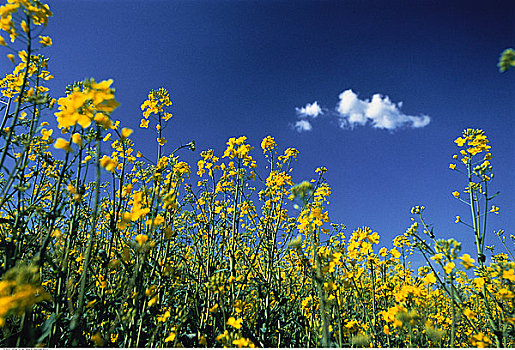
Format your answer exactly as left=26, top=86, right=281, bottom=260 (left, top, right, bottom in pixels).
left=34, top=0, right=515, bottom=258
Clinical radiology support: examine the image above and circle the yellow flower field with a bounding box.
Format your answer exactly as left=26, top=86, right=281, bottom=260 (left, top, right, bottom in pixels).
left=0, top=0, right=513, bottom=348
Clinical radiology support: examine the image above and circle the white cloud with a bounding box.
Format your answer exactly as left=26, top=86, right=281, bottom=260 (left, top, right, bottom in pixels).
left=294, top=119, right=312, bottom=132
left=296, top=101, right=323, bottom=118
left=336, top=89, right=430, bottom=130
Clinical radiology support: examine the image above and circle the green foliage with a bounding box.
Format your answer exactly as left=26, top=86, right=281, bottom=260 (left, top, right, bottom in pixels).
left=498, top=48, right=515, bottom=72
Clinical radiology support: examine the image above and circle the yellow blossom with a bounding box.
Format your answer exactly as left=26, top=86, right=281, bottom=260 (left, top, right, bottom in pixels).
left=261, top=135, right=276, bottom=153
left=390, top=248, right=401, bottom=259
left=232, top=337, right=255, bottom=348
left=71, top=133, right=83, bottom=146
left=140, top=118, right=149, bottom=128
left=135, top=234, right=148, bottom=246
left=463, top=308, right=476, bottom=320
left=379, top=247, right=387, bottom=257
left=121, top=127, right=133, bottom=139
left=54, top=138, right=72, bottom=152
left=39, top=35, right=52, bottom=46
left=41, top=128, right=53, bottom=140
left=444, top=262, right=455, bottom=274
left=208, top=303, right=219, bottom=313
left=503, top=269, right=515, bottom=282
left=164, top=331, right=176, bottom=343
left=473, top=277, right=485, bottom=289
left=110, top=333, right=119, bottom=343
left=454, top=137, right=466, bottom=147
left=226, top=316, right=243, bottom=329
left=100, top=155, right=117, bottom=172
left=460, top=254, right=474, bottom=269
left=20, top=20, right=28, bottom=33
left=424, top=272, right=437, bottom=284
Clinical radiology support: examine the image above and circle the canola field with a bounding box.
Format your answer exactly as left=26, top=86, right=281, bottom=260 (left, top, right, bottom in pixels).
left=0, top=0, right=514, bottom=347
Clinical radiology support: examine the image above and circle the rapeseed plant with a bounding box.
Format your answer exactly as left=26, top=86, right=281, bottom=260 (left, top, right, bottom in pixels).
left=0, top=0, right=513, bottom=347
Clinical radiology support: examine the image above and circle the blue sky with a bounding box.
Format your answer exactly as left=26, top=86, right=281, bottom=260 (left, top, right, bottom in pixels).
left=37, top=0, right=514, bottom=259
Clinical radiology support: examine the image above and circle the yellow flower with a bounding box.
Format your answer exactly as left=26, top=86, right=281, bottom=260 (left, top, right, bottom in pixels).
left=110, top=333, right=119, bottom=343
left=135, top=234, right=148, bottom=246
left=463, top=308, right=476, bottom=320
left=54, top=138, right=72, bottom=152
left=473, top=277, right=485, bottom=289
left=164, top=331, right=176, bottom=343
left=452, top=191, right=460, bottom=198
left=502, top=269, right=515, bottom=282
left=368, top=231, right=380, bottom=244
left=85, top=299, right=96, bottom=308
left=431, top=253, right=443, bottom=262
left=163, top=112, right=173, bottom=121
left=383, top=325, right=390, bottom=335
left=7, top=54, right=15, bottom=63
left=41, top=128, right=53, bottom=140
left=157, top=310, right=170, bottom=322
left=71, top=133, right=83, bottom=146
left=455, top=216, right=461, bottom=223
left=449, top=163, right=456, bottom=170
left=498, top=287, right=514, bottom=300
left=226, top=316, right=243, bottom=329
left=232, top=337, right=255, bottom=348
left=99, top=155, right=117, bottom=172
left=460, top=254, right=474, bottom=269
left=140, top=118, right=149, bottom=128
left=261, top=136, right=276, bottom=153
left=315, top=166, right=327, bottom=174
left=208, top=303, right=219, bottom=313
left=0, top=36, right=5, bottom=46
left=173, top=161, right=191, bottom=175
left=390, top=248, right=401, bottom=259
left=470, top=332, right=492, bottom=348
left=121, top=127, right=133, bottom=139
left=20, top=20, right=29, bottom=34
left=443, top=262, right=455, bottom=274
left=454, top=137, right=466, bottom=147
left=39, top=35, right=52, bottom=47
left=490, top=205, right=499, bottom=214
left=424, top=272, right=436, bottom=284
left=94, top=112, right=114, bottom=129
left=148, top=296, right=158, bottom=307
left=157, top=137, right=167, bottom=146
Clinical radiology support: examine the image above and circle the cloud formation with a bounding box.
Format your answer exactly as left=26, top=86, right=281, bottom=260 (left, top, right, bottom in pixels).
left=294, top=119, right=312, bottom=132
left=336, top=89, right=430, bottom=130
left=293, top=90, right=430, bottom=133
left=295, top=101, right=323, bottom=118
